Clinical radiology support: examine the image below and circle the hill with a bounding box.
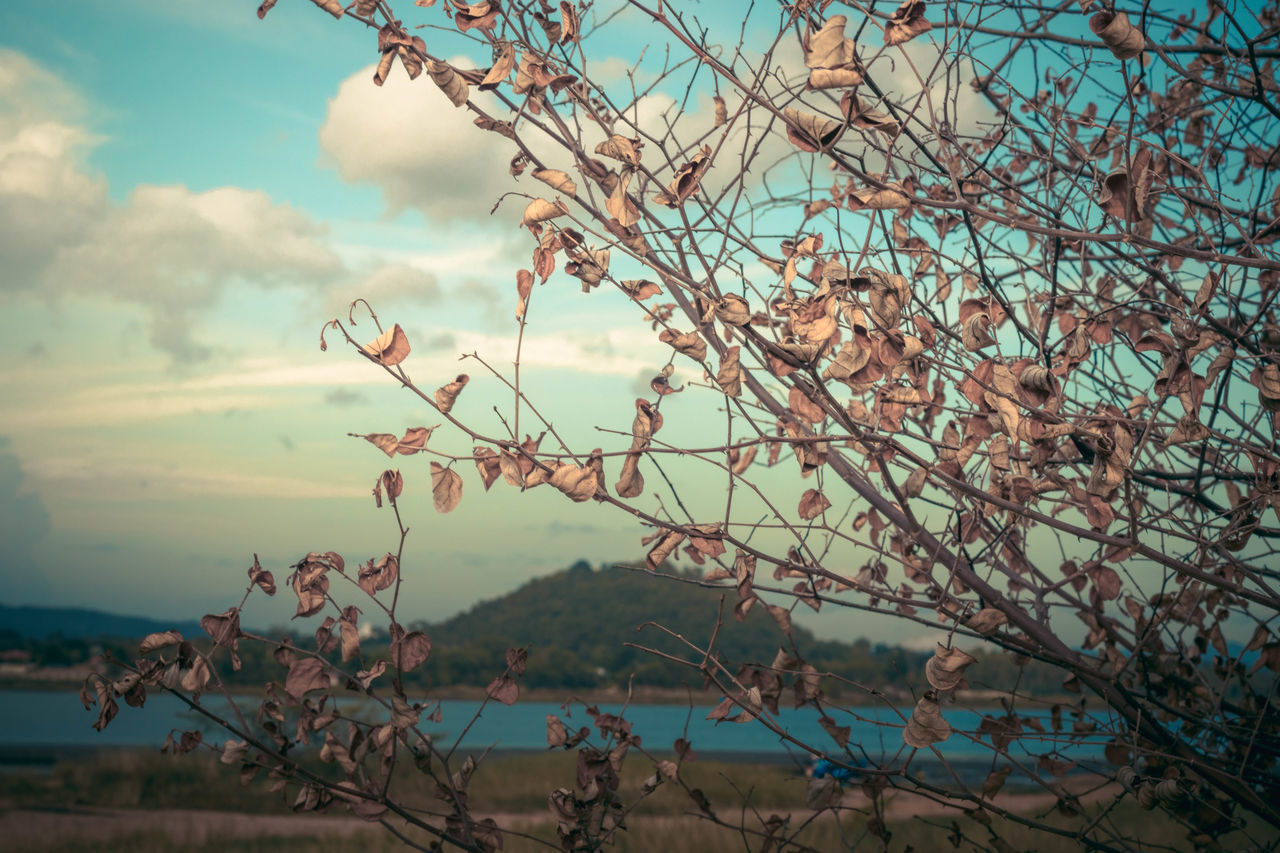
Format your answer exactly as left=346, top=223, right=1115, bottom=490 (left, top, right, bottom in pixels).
left=0, top=603, right=202, bottom=641
left=421, top=561, right=923, bottom=690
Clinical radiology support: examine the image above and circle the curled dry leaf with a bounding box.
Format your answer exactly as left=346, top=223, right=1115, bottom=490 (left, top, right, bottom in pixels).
left=339, top=611, right=360, bottom=662
left=532, top=169, right=576, bottom=196
left=559, top=1, right=580, bottom=43
left=607, top=169, right=641, bottom=226
left=615, top=452, right=644, bottom=498
left=713, top=95, right=727, bottom=126
left=434, top=374, right=470, bottom=413
left=427, top=60, right=470, bottom=107
left=884, top=0, right=932, bottom=46
left=430, top=463, right=464, bottom=513
left=962, top=311, right=996, bottom=351
left=904, top=693, right=952, bottom=747
left=363, top=324, right=410, bottom=366
left=139, top=631, right=184, bottom=655
left=659, top=329, right=708, bottom=362
left=522, top=198, right=569, bottom=228
left=716, top=346, right=742, bottom=397
left=1090, top=11, right=1145, bottom=60
left=646, top=529, right=686, bottom=571
left=798, top=488, right=831, bottom=520
left=201, top=608, right=240, bottom=648
left=620, top=279, right=663, bottom=301
left=783, top=108, right=843, bottom=152
left=479, top=42, right=516, bottom=91
left=248, top=554, right=275, bottom=595
left=804, top=15, right=864, bottom=90
left=309, top=0, right=344, bottom=19
left=398, top=425, right=436, bottom=454
left=716, top=293, right=751, bottom=326
left=653, top=146, right=711, bottom=208
left=1251, top=363, right=1280, bottom=411
left=358, top=553, right=399, bottom=596
left=1098, top=147, right=1158, bottom=222
left=257, top=0, right=279, bottom=19
left=390, top=626, right=432, bottom=671
left=486, top=674, right=520, bottom=705
left=967, top=607, right=1008, bottom=635
left=549, top=462, right=599, bottom=502
left=925, top=643, right=978, bottom=691
left=453, top=0, right=499, bottom=31
left=849, top=184, right=911, bottom=211
left=181, top=656, right=211, bottom=694
left=595, top=135, right=642, bottom=165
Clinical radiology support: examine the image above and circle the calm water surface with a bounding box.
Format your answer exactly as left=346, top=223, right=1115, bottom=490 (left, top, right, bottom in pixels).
left=0, top=689, right=1106, bottom=765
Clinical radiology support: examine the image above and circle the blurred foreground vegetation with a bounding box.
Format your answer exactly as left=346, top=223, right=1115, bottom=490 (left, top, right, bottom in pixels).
left=2, top=748, right=1275, bottom=852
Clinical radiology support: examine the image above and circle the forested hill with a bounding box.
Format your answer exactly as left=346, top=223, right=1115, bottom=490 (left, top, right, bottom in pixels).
left=422, top=561, right=925, bottom=689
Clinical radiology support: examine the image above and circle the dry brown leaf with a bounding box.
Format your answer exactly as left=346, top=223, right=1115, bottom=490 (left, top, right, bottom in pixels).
left=595, top=135, right=642, bottom=165
left=516, top=269, right=534, bottom=318
left=309, top=0, right=344, bottom=19
left=373, top=51, right=396, bottom=87
left=716, top=293, right=751, bottom=326
left=789, top=385, right=826, bottom=424
left=646, top=529, right=685, bottom=570
left=615, top=452, right=644, bottom=498
left=521, top=198, right=569, bottom=227
left=390, top=626, right=431, bottom=671
left=804, top=15, right=864, bottom=90
left=361, top=433, right=400, bottom=458
left=398, top=426, right=436, bottom=454
left=549, top=463, right=598, bottom=502
left=659, top=329, right=708, bottom=362
left=962, top=311, right=996, bottom=351
left=479, top=42, right=516, bottom=91
left=285, top=657, right=328, bottom=699
left=430, top=462, right=463, bottom=513
left=1090, top=11, right=1145, bottom=60
left=559, top=1, right=580, bottom=43
left=884, top=0, right=931, bottom=46
left=257, top=0, right=279, bottom=19
left=139, top=631, right=184, bottom=655
left=783, top=108, right=843, bottom=152
left=903, top=694, right=951, bottom=747
left=435, top=374, right=470, bottom=413
left=424, top=60, right=469, bottom=106
left=967, top=607, right=1008, bottom=635
left=363, top=324, right=410, bottom=365
left=532, top=169, right=577, bottom=196
left=620, top=279, right=662, bottom=301
left=607, top=169, right=641, bottom=226
left=716, top=346, right=742, bottom=397
left=849, top=184, right=911, bottom=211
left=798, top=489, right=831, bottom=520
left=653, top=146, right=711, bottom=208
left=925, top=643, right=977, bottom=690
left=358, top=553, right=399, bottom=596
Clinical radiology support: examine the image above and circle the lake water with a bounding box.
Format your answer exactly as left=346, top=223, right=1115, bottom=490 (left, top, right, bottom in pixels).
left=0, top=689, right=1107, bottom=767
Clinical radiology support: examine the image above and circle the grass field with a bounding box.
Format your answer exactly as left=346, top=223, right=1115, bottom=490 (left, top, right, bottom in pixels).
left=2, top=748, right=1276, bottom=851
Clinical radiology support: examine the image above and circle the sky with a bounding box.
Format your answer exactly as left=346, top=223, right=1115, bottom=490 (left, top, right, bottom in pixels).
left=0, top=0, right=1011, bottom=647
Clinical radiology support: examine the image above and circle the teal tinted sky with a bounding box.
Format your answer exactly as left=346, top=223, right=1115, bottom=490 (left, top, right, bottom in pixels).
left=0, top=0, right=790, bottom=634
left=0, top=0, right=1007, bottom=645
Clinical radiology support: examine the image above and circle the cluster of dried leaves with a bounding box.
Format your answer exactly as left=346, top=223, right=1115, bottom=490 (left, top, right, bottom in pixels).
left=89, top=0, right=1280, bottom=850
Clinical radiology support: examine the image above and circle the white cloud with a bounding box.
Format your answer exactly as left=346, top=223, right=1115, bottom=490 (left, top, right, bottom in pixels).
left=319, top=61, right=519, bottom=221
left=0, top=49, right=469, bottom=363
left=0, top=49, right=107, bottom=290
